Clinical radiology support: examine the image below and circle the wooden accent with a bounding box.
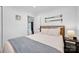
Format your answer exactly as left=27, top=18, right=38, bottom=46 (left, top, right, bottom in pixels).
left=40, top=26, right=65, bottom=38
left=60, top=26, right=65, bottom=38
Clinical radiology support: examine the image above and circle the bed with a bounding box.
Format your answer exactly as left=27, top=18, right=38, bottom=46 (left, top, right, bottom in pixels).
left=3, top=26, right=65, bottom=53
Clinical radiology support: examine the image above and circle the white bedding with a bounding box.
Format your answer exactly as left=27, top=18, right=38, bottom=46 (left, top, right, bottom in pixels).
left=3, top=32, right=64, bottom=53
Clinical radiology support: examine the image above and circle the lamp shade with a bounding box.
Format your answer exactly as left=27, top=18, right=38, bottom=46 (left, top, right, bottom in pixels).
left=67, top=30, right=75, bottom=38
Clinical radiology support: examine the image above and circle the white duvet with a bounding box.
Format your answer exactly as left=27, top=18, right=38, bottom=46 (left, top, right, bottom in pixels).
left=3, top=33, right=64, bottom=53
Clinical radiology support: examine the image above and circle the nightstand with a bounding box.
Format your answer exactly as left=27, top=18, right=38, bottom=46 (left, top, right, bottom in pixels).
left=64, top=37, right=77, bottom=53
left=76, top=41, right=79, bottom=53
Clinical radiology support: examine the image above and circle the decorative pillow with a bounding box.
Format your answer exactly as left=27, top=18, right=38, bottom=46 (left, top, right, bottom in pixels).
left=41, top=28, right=60, bottom=36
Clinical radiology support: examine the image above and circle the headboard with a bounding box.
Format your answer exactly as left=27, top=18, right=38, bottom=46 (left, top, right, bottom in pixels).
left=40, top=26, right=65, bottom=38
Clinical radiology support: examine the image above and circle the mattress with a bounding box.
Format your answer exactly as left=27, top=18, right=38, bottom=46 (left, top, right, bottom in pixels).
left=3, top=33, right=64, bottom=53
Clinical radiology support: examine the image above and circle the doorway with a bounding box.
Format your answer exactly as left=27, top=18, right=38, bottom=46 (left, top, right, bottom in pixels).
left=27, top=16, right=34, bottom=35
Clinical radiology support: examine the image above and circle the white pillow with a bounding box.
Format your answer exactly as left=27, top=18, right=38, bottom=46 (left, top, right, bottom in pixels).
left=41, top=28, right=60, bottom=36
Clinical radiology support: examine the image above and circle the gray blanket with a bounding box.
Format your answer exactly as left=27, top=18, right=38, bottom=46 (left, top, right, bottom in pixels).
left=8, top=36, right=61, bottom=53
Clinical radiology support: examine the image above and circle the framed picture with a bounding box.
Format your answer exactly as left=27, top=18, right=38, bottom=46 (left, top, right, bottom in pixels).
left=16, top=15, right=21, bottom=20
left=45, top=14, right=63, bottom=23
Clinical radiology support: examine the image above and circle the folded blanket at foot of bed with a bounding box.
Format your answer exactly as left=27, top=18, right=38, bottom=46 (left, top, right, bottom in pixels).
left=7, top=36, right=61, bottom=53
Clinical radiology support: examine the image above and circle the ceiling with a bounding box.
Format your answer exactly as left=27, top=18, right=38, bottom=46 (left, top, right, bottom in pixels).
left=9, top=6, right=69, bottom=15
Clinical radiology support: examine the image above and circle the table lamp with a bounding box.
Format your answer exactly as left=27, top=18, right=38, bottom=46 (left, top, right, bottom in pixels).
left=67, top=30, right=75, bottom=39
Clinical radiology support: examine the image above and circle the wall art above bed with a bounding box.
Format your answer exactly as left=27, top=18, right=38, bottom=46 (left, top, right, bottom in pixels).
left=45, top=14, right=63, bottom=23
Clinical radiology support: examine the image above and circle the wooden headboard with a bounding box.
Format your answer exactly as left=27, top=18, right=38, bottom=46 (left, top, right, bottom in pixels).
left=40, top=26, right=65, bottom=38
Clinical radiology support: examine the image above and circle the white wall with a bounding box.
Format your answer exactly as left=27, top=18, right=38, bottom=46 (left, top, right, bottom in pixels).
left=0, top=7, right=1, bottom=48
left=3, top=7, right=34, bottom=43
left=76, top=7, right=79, bottom=36
left=34, top=7, right=77, bottom=35
left=34, top=16, right=41, bottom=33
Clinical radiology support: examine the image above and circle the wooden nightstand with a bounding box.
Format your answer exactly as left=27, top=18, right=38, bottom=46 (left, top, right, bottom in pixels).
left=64, top=37, right=77, bottom=53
